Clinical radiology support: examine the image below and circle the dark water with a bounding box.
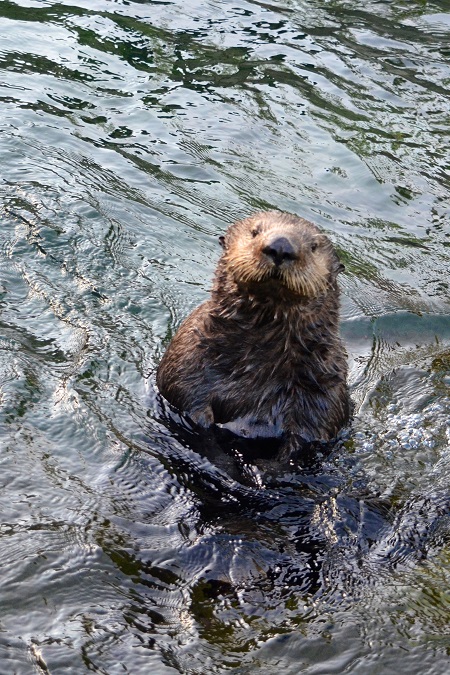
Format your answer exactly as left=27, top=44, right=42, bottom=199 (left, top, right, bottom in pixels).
left=1, top=0, right=450, bottom=672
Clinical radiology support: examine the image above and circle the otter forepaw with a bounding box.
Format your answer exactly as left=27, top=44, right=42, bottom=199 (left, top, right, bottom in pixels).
left=189, top=407, right=214, bottom=428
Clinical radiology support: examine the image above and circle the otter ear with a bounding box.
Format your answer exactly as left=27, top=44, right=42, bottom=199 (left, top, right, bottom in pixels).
left=333, top=252, right=345, bottom=275
left=219, top=235, right=226, bottom=249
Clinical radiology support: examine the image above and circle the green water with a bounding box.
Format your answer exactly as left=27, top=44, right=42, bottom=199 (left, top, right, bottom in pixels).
left=1, top=0, right=450, bottom=672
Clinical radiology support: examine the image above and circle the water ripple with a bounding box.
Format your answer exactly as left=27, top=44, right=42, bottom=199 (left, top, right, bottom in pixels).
left=1, top=0, right=450, bottom=672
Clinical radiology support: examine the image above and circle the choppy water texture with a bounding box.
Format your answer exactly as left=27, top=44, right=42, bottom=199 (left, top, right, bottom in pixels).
left=1, top=0, right=450, bottom=672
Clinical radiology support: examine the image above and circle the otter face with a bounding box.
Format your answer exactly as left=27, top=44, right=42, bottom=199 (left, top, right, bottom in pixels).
left=220, top=211, right=342, bottom=299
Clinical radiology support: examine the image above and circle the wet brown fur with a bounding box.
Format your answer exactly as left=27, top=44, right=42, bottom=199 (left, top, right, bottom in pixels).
left=157, top=211, right=350, bottom=451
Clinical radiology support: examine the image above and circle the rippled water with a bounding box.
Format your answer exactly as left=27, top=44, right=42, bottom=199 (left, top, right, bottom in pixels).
left=1, top=0, right=450, bottom=672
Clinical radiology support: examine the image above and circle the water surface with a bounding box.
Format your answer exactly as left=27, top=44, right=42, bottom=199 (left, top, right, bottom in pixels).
left=1, top=0, right=450, bottom=672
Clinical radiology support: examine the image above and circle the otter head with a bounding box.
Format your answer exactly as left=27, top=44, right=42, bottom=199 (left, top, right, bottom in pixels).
left=217, top=211, right=343, bottom=301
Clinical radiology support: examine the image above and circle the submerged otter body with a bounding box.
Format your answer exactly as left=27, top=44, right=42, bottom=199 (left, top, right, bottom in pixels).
left=157, top=211, right=350, bottom=450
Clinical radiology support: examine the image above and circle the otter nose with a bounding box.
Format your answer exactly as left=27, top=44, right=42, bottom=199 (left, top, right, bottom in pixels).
left=262, top=237, right=297, bottom=266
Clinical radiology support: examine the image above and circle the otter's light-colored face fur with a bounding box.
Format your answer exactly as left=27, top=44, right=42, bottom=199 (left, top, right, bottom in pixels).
left=220, top=211, right=338, bottom=299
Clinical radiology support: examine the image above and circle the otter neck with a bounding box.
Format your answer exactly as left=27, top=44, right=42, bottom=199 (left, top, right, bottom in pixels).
left=211, top=270, right=334, bottom=320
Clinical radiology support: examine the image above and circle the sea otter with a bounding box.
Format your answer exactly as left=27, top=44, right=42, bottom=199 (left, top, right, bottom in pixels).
left=157, top=211, right=350, bottom=451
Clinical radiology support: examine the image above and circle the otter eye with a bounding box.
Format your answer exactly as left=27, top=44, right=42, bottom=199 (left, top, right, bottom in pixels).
left=311, top=242, right=318, bottom=252
left=251, top=226, right=261, bottom=238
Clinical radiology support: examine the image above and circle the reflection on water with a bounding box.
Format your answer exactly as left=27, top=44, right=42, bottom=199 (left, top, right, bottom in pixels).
left=1, top=0, right=450, bottom=672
